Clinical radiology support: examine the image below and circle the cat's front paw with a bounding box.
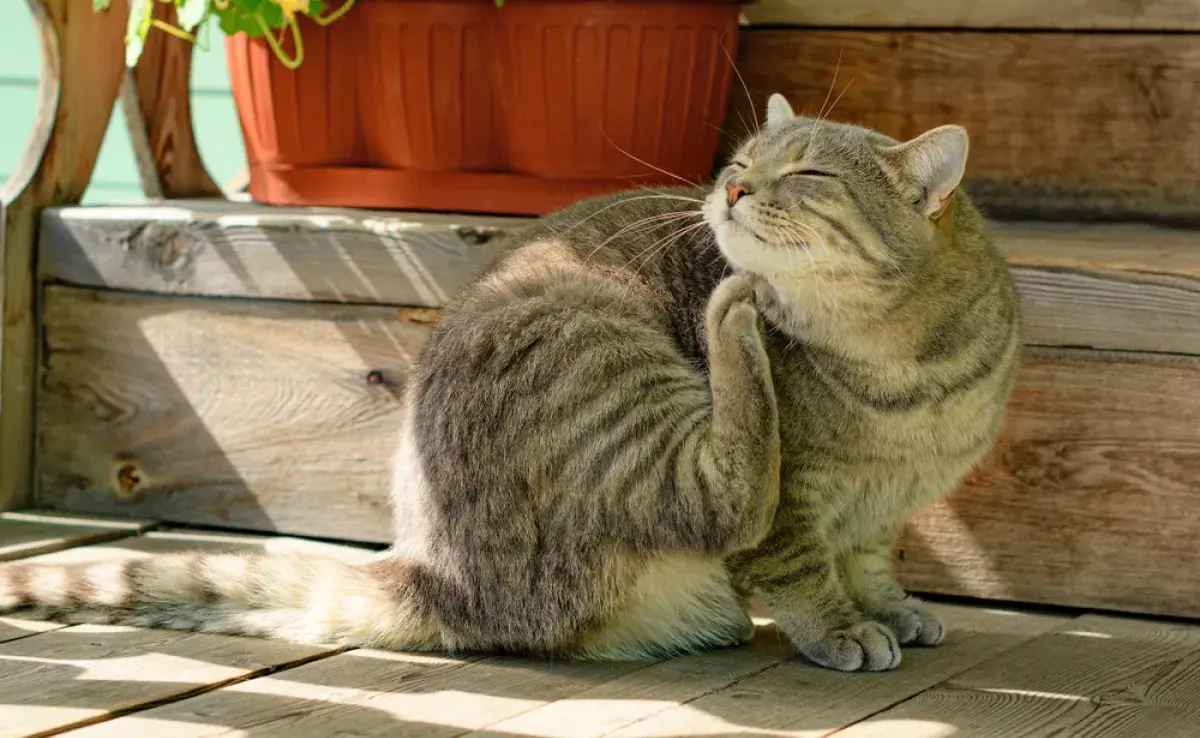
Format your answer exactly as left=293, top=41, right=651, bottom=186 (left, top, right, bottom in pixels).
left=872, top=601, right=946, bottom=646
left=798, top=620, right=901, bottom=672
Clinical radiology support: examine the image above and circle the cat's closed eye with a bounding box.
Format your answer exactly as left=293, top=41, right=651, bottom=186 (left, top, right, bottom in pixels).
left=783, top=169, right=835, bottom=179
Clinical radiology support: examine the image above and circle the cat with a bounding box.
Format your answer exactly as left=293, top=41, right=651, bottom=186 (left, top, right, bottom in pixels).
left=0, top=93, right=1020, bottom=672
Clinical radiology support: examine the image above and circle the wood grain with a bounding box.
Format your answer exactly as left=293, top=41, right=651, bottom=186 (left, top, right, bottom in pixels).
left=462, top=631, right=794, bottom=737
left=606, top=605, right=1066, bottom=737
left=1, top=0, right=127, bottom=512
left=838, top=615, right=1200, bottom=737
left=0, top=622, right=333, bottom=737
left=898, top=347, right=1200, bottom=618
left=0, top=617, right=64, bottom=646
left=996, top=221, right=1200, bottom=355
left=66, top=649, right=652, bottom=737
left=39, top=203, right=518, bottom=307
left=744, top=0, right=1200, bottom=30
left=36, top=286, right=433, bottom=542
left=0, top=510, right=151, bottom=562
left=728, top=29, right=1200, bottom=223
left=41, top=207, right=1200, bottom=355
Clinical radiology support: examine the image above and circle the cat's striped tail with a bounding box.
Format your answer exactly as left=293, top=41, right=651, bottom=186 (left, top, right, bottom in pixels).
left=0, top=549, right=440, bottom=650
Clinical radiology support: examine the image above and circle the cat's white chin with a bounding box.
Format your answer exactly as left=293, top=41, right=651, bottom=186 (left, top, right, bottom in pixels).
left=715, top=220, right=776, bottom=275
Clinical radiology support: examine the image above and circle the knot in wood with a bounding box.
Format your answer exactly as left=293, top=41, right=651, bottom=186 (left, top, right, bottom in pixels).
left=116, top=463, right=142, bottom=494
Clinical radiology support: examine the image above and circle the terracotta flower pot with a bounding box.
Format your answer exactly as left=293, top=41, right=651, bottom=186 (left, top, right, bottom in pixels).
left=226, top=0, right=743, bottom=214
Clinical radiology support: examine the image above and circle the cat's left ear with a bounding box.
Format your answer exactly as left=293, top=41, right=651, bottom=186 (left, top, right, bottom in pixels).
left=883, top=125, right=969, bottom=218
left=765, top=93, right=794, bottom=129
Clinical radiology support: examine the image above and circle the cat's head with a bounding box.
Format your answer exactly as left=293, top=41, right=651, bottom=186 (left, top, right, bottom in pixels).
left=704, top=92, right=971, bottom=314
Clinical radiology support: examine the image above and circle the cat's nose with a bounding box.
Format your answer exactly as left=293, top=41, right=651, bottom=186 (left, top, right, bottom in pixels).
left=725, top=182, right=751, bottom=207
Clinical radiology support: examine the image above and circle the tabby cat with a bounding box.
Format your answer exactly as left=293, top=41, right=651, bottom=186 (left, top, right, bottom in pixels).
left=0, top=94, right=1020, bottom=672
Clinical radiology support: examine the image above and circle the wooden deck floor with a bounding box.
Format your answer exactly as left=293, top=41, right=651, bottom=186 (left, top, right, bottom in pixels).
left=2, top=512, right=1199, bottom=737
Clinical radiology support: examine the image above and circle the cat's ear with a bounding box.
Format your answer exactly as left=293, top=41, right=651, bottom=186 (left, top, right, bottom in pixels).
left=884, top=125, right=969, bottom=218
left=765, top=93, right=795, bottom=129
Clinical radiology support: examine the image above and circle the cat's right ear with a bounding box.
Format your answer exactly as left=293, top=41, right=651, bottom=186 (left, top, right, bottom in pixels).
left=766, top=93, right=795, bottom=129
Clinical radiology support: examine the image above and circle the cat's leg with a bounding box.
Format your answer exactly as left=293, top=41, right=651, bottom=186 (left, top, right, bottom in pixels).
left=729, top=500, right=902, bottom=672
left=571, top=554, right=754, bottom=660
left=613, top=274, right=780, bottom=556
left=840, top=529, right=945, bottom=646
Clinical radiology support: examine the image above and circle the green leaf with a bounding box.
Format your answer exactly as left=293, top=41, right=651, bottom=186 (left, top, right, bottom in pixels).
left=242, top=0, right=262, bottom=12
left=93, top=0, right=112, bottom=11
left=177, top=0, right=208, bottom=32
left=309, top=0, right=327, bottom=17
left=124, top=0, right=154, bottom=67
left=258, top=1, right=285, bottom=29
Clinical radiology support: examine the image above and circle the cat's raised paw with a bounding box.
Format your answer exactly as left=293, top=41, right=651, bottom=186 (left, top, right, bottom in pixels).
left=799, top=621, right=901, bottom=672
left=875, top=601, right=946, bottom=647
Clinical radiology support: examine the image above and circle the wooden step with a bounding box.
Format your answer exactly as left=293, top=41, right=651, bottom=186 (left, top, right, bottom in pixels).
left=724, top=27, right=1200, bottom=223
left=33, top=202, right=1200, bottom=618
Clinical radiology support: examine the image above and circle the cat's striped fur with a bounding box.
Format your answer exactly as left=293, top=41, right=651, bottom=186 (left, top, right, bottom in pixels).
left=0, top=95, right=1019, bottom=671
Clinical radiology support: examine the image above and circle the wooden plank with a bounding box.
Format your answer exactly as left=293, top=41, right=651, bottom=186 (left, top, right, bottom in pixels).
left=744, top=0, right=1200, bottom=30
left=604, top=605, right=1066, bottom=737
left=40, top=207, right=1200, bottom=355
left=461, top=625, right=794, bottom=737
left=39, top=202, right=522, bottom=306
left=0, top=622, right=334, bottom=737
left=64, top=649, right=653, bottom=737
left=729, top=30, right=1200, bottom=223
left=19, top=527, right=380, bottom=566
left=0, top=617, right=64, bottom=645
left=898, top=348, right=1200, bottom=619
left=837, top=615, right=1200, bottom=737
left=36, top=286, right=429, bottom=542
left=0, top=0, right=127, bottom=512
left=997, top=222, right=1200, bottom=355
left=0, top=510, right=152, bottom=562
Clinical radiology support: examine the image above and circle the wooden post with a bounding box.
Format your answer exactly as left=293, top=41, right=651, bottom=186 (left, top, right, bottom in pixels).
left=124, top=2, right=221, bottom=198
left=0, top=0, right=128, bottom=511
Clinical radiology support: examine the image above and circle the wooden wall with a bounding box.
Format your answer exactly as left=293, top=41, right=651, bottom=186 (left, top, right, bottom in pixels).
left=34, top=204, right=1200, bottom=620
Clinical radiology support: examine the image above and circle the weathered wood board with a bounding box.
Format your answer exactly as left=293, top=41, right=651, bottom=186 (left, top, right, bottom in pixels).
left=36, top=286, right=432, bottom=543
left=744, top=0, right=1200, bottom=30
left=728, top=29, right=1200, bottom=223
left=41, top=605, right=1067, bottom=738
left=0, top=623, right=333, bottom=738
left=39, top=202, right=520, bottom=306
left=41, top=208, right=1200, bottom=355
left=837, top=615, right=1200, bottom=737
left=0, top=510, right=151, bottom=562
left=899, top=348, right=1200, bottom=618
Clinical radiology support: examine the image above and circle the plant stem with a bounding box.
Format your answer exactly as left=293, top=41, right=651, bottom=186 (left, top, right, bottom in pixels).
left=150, top=18, right=197, bottom=43
left=257, top=13, right=305, bottom=70
left=313, top=0, right=355, bottom=26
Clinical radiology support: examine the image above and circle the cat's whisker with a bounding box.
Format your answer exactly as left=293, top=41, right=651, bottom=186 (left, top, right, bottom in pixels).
left=581, top=211, right=705, bottom=263
left=599, top=130, right=703, bottom=189
left=816, top=48, right=843, bottom=124
left=628, top=220, right=713, bottom=279
left=559, top=195, right=704, bottom=237
left=720, top=37, right=759, bottom=137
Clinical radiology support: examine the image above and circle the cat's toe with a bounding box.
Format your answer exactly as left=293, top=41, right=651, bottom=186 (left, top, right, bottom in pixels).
left=799, top=620, right=901, bottom=672
left=875, top=602, right=946, bottom=647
